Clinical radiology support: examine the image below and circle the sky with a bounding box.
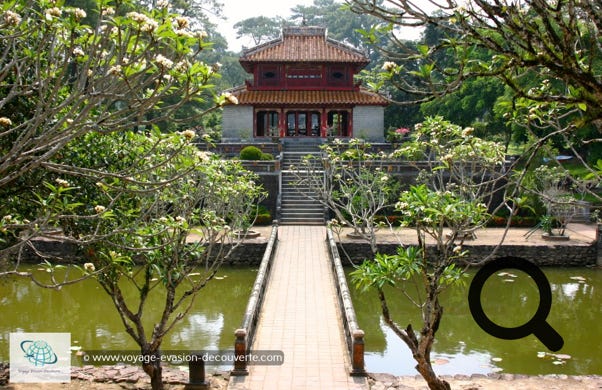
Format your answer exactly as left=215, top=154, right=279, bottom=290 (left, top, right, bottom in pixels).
left=218, top=0, right=324, bottom=52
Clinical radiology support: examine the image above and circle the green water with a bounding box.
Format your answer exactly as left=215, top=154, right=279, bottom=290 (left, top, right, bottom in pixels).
left=2, top=265, right=600, bottom=376
left=349, top=267, right=602, bottom=376
left=0, top=266, right=257, bottom=367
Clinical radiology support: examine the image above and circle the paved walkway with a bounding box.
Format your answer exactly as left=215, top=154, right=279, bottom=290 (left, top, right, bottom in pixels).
left=228, top=225, right=367, bottom=390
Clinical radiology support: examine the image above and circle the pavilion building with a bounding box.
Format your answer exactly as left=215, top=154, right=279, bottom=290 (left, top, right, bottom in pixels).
left=222, top=26, right=388, bottom=141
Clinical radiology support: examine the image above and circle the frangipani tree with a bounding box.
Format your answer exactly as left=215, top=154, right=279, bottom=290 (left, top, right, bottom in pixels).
left=0, top=2, right=266, bottom=388
left=0, top=0, right=234, bottom=267
left=352, top=118, right=506, bottom=390
left=72, top=130, right=265, bottom=389
left=295, top=138, right=397, bottom=255
left=348, top=0, right=602, bottom=204
left=5, top=128, right=264, bottom=389
left=393, top=116, right=507, bottom=233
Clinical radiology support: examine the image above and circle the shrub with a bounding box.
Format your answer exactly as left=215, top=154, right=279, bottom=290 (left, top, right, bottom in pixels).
left=252, top=205, right=272, bottom=225
left=240, top=146, right=263, bottom=160
left=260, top=153, right=274, bottom=160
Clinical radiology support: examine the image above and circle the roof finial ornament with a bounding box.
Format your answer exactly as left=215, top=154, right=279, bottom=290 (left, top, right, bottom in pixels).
left=302, top=14, right=307, bottom=26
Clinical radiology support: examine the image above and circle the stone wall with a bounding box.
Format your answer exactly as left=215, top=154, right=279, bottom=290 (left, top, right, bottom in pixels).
left=255, top=173, right=278, bottom=219
left=13, top=238, right=268, bottom=266
left=222, top=105, right=254, bottom=140
left=13, top=234, right=598, bottom=268
left=220, top=242, right=268, bottom=266
left=337, top=242, right=598, bottom=267
left=353, top=106, right=385, bottom=142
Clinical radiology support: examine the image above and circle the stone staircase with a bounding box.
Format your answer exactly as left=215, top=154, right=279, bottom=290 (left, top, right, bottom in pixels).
left=279, top=141, right=325, bottom=225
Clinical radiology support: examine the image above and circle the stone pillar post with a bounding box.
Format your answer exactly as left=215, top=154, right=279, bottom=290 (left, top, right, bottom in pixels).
left=596, top=223, right=602, bottom=266
left=232, top=329, right=249, bottom=376
left=184, top=354, right=207, bottom=390
left=350, top=329, right=366, bottom=376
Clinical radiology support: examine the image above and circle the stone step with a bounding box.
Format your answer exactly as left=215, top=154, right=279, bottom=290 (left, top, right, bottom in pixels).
left=281, top=197, right=321, bottom=202
left=281, top=185, right=314, bottom=192
left=279, top=219, right=324, bottom=225
left=280, top=162, right=322, bottom=172
left=281, top=187, right=314, bottom=193
left=280, top=198, right=322, bottom=205
left=280, top=214, right=324, bottom=220
left=279, top=145, right=324, bottom=224
left=281, top=199, right=321, bottom=206
left=281, top=180, right=318, bottom=186
left=281, top=193, right=317, bottom=200
left=281, top=197, right=321, bottom=204
left=281, top=179, right=316, bottom=185
left=281, top=204, right=322, bottom=210
left=281, top=175, right=322, bottom=181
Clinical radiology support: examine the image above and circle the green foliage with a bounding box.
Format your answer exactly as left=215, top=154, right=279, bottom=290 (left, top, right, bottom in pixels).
left=394, top=116, right=505, bottom=166
left=252, top=205, right=272, bottom=225
left=351, top=246, right=423, bottom=291
left=234, top=16, right=283, bottom=45
left=540, top=215, right=553, bottom=235
left=321, top=139, right=398, bottom=251
left=345, top=117, right=501, bottom=389
left=0, top=0, right=224, bottom=191
left=396, top=184, right=489, bottom=232
left=239, top=145, right=263, bottom=160
left=64, top=129, right=264, bottom=387
left=0, top=3, right=263, bottom=386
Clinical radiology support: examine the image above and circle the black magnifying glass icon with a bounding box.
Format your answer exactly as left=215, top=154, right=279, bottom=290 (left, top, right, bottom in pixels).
left=468, top=256, right=564, bottom=352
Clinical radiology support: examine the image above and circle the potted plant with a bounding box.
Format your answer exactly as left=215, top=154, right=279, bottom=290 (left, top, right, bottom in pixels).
left=386, top=127, right=410, bottom=145
left=541, top=199, right=575, bottom=240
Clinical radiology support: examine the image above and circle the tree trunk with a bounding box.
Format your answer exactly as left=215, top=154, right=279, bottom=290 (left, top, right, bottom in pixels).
left=415, top=358, right=451, bottom=390
left=142, top=350, right=164, bottom=390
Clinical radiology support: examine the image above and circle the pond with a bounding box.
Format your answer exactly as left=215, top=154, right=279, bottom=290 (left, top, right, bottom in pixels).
left=0, top=266, right=257, bottom=370
left=349, top=267, right=602, bottom=376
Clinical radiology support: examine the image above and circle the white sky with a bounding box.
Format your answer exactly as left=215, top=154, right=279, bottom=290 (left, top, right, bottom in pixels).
left=216, top=0, right=434, bottom=52
left=218, top=0, right=327, bottom=52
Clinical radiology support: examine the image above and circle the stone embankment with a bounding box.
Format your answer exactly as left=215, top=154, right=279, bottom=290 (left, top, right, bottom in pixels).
left=368, top=372, right=602, bottom=390
left=2, top=363, right=602, bottom=389
left=0, top=363, right=229, bottom=389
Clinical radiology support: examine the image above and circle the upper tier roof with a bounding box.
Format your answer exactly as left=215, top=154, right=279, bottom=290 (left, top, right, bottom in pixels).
left=227, top=86, right=389, bottom=107
left=239, top=26, right=369, bottom=72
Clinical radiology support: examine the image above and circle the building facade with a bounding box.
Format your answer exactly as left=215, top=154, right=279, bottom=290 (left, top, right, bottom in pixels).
left=222, top=26, right=388, bottom=141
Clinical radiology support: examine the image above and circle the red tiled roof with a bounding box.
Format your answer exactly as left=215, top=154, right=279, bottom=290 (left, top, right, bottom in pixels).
left=229, top=88, right=389, bottom=106
left=240, top=27, right=369, bottom=69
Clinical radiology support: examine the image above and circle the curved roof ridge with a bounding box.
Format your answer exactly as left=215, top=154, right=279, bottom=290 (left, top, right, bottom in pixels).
left=325, top=36, right=367, bottom=59
left=241, top=36, right=282, bottom=58
left=239, top=25, right=369, bottom=68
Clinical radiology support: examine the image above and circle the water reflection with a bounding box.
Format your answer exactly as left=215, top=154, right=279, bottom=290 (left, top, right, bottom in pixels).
left=0, top=267, right=256, bottom=366
left=349, top=267, right=602, bottom=376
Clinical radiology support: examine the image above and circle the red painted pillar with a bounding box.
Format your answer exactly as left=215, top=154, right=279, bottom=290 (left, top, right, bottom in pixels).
left=279, top=109, right=285, bottom=138
left=321, top=109, right=328, bottom=138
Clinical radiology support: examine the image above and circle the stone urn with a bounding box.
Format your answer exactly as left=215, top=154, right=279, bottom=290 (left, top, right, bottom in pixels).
left=234, top=230, right=261, bottom=239
left=541, top=233, right=570, bottom=241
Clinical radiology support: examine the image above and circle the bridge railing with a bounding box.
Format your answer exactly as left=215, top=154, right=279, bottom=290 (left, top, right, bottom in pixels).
left=325, top=228, right=366, bottom=376
left=231, top=222, right=279, bottom=376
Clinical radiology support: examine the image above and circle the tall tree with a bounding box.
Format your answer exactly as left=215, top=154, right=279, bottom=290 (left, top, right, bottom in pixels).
left=234, top=16, right=285, bottom=46
left=347, top=0, right=602, bottom=165
left=352, top=117, right=506, bottom=390
left=0, top=2, right=264, bottom=389
left=291, top=0, right=384, bottom=58
left=0, top=0, right=215, bottom=192
left=343, top=1, right=602, bottom=389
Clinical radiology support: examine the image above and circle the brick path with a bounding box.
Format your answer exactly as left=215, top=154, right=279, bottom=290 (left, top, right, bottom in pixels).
left=228, top=225, right=367, bottom=390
